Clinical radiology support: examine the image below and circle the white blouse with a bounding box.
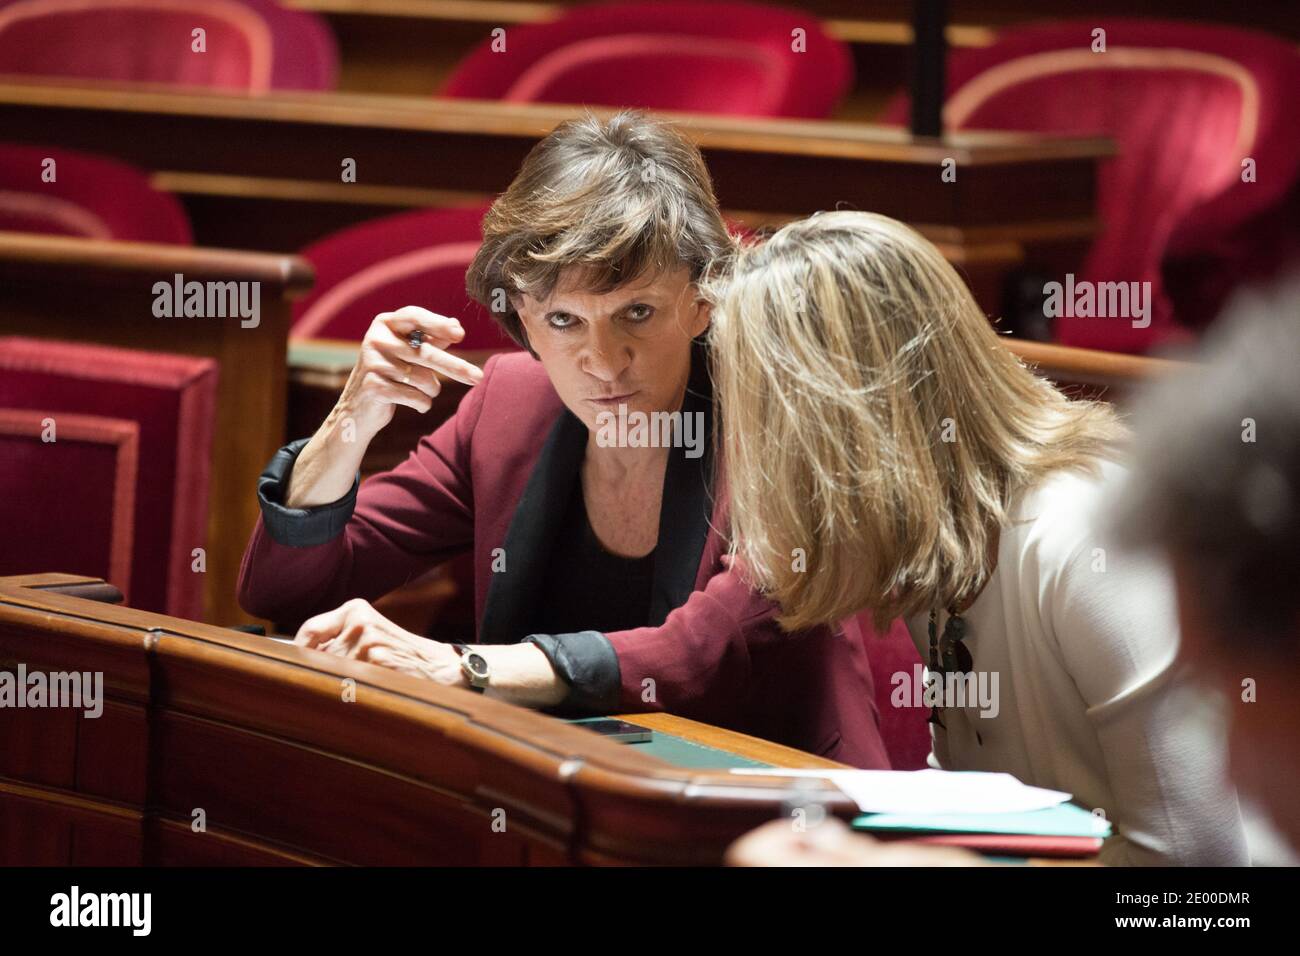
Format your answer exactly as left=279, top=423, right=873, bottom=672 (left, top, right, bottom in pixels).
left=903, top=459, right=1250, bottom=866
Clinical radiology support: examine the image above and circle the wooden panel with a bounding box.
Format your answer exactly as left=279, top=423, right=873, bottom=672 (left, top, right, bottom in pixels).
left=71, top=821, right=145, bottom=866
left=0, top=795, right=73, bottom=865
left=0, top=784, right=143, bottom=865
left=154, top=711, right=504, bottom=865
left=150, top=818, right=336, bottom=865
left=76, top=701, right=149, bottom=805
left=0, top=233, right=313, bottom=625
left=0, top=690, right=79, bottom=789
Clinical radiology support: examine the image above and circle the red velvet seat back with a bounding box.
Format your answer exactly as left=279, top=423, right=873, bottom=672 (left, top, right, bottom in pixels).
left=0, top=409, right=139, bottom=599
left=0, top=338, right=218, bottom=619
left=844, top=613, right=930, bottom=770
left=0, top=0, right=337, bottom=91
left=0, top=144, right=192, bottom=243
left=292, top=204, right=516, bottom=350
left=886, top=20, right=1300, bottom=353
left=442, top=1, right=851, bottom=118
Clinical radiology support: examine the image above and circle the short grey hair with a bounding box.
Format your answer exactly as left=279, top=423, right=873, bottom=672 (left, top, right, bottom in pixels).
left=1118, top=270, right=1300, bottom=649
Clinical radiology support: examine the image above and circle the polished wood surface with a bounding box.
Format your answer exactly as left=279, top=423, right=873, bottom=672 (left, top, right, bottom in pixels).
left=620, top=713, right=845, bottom=771
left=0, top=81, right=1110, bottom=319
left=0, top=233, right=313, bottom=625
left=0, top=573, right=855, bottom=866
left=1004, top=338, right=1188, bottom=400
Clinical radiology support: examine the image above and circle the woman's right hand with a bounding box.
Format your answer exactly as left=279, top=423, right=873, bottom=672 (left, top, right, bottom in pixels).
left=284, top=306, right=485, bottom=509
left=336, top=306, right=486, bottom=439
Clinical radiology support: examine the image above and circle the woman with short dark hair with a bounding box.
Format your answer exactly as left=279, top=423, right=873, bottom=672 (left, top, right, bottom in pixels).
left=237, top=112, right=890, bottom=768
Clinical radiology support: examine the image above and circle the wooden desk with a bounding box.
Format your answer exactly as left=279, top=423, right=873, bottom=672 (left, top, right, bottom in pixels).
left=0, top=573, right=1103, bottom=865
left=0, top=234, right=313, bottom=625
left=0, top=80, right=1111, bottom=318
left=619, top=712, right=843, bottom=770
left=0, top=573, right=858, bottom=865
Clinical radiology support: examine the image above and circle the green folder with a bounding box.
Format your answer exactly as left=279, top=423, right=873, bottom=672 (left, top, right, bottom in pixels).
left=566, top=716, right=769, bottom=769
left=853, top=800, right=1111, bottom=838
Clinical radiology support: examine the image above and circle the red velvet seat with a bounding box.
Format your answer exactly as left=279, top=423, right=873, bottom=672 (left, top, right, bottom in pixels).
left=0, top=409, right=140, bottom=600
left=292, top=204, right=516, bottom=349
left=0, top=144, right=192, bottom=243
left=844, top=613, right=931, bottom=771
left=0, top=338, right=218, bottom=619
left=442, top=1, right=852, bottom=118
left=0, top=0, right=337, bottom=92
left=885, top=20, right=1300, bottom=353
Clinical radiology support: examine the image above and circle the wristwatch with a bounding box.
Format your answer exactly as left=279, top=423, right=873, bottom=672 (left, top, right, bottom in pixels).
left=451, top=643, right=489, bottom=693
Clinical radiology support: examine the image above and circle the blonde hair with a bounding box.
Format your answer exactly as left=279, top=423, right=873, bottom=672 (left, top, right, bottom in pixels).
left=704, top=211, right=1126, bottom=631
left=466, top=110, right=732, bottom=354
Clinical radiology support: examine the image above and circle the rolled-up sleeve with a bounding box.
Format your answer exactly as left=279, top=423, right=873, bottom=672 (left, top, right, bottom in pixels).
left=256, top=438, right=360, bottom=547
left=237, top=356, right=495, bottom=625
left=522, top=631, right=621, bottom=713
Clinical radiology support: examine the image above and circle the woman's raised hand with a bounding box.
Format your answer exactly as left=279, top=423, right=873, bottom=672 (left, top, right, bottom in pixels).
left=336, top=305, right=485, bottom=440
left=283, top=306, right=486, bottom=509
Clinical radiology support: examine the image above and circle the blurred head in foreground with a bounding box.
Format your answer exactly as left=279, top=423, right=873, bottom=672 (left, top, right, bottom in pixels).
left=1118, top=271, right=1300, bottom=846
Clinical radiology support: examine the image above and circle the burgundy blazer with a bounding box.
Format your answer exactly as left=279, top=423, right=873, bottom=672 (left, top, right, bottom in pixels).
left=238, top=349, right=889, bottom=768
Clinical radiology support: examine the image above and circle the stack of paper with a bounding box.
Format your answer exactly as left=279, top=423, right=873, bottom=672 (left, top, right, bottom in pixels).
left=730, top=768, right=1110, bottom=856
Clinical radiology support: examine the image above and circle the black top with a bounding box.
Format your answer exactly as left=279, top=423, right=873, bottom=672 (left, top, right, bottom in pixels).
left=532, top=478, right=657, bottom=637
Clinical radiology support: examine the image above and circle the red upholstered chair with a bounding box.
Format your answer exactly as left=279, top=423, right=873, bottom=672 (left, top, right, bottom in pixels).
left=442, top=1, right=852, bottom=118
left=0, top=338, right=218, bottom=620
left=292, top=204, right=516, bottom=349
left=0, top=144, right=192, bottom=243
left=844, top=613, right=930, bottom=771
left=0, top=0, right=337, bottom=92
left=885, top=20, right=1300, bottom=353
left=0, top=409, right=140, bottom=600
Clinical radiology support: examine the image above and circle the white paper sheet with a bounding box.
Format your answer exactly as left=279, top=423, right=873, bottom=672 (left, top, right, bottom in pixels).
left=729, top=768, right=1071, bottom=815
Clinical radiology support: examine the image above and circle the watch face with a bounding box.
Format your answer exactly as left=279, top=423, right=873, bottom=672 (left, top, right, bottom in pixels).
left=465, top=652, right=489, bottom=680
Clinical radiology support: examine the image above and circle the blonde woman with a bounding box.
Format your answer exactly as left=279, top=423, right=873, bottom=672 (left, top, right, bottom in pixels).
left=708, top=211, right=1248, bottom=866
